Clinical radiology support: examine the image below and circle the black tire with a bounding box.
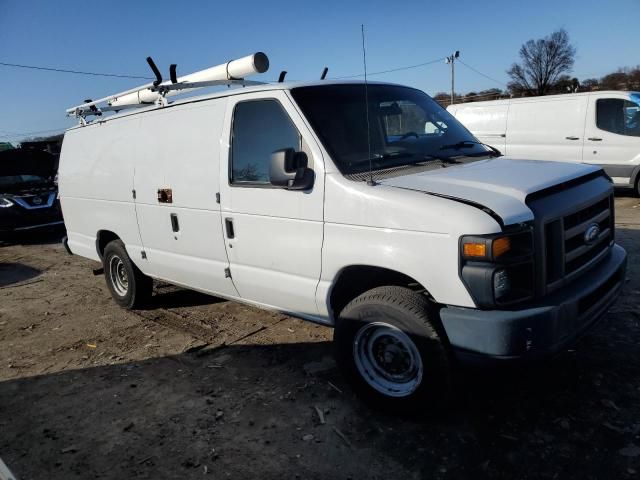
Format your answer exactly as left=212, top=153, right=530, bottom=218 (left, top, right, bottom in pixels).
left=334, top=286, right=451, bottom=412
left=103, top=240, right=152, bottom=309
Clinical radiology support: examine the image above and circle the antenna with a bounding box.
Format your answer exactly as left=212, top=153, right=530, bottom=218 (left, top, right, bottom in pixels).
left=321, top=67, right=328, bottom=80
left=361, top=24, right=375, bottom=186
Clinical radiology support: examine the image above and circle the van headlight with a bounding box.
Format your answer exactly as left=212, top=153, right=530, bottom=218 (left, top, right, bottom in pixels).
left=0, top=196, right=14, bottom=208
left=493, top=269, right=511, bottom=301
left=460, top=228, right=534, bottom=308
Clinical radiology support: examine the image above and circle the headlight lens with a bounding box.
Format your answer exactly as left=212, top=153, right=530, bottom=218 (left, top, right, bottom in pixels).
left=460, top=228, right=534, bottom=307
left=0, top=196, right=14, bottom=208
left=492, top=236, right=511, bottom=258
left=462, top=236, right=512, bottom=260
left=461, top=231, right=530, bottom=262
left=462, top=242, right=487, bottom=258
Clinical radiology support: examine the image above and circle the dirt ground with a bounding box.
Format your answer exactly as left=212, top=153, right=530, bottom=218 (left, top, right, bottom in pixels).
left=1, top=196, right=639, bottom=480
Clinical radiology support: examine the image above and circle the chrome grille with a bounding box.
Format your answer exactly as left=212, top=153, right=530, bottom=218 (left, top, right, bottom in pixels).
left=12, top=192, right=56, bottom=210
left=563, top=196, right=612, bottom=275
left=545, top=194, right=613, bottom=288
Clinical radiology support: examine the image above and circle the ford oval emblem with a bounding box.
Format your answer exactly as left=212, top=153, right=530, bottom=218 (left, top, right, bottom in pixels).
left=584, top=223, right=600, bottom=245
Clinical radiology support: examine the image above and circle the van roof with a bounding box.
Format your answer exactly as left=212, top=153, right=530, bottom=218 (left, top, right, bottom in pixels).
left=449, top=90, right=640, bottom=108
left=65, top=80, right=404, bottom=132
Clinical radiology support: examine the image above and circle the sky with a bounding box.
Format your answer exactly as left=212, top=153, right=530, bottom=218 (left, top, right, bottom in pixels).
left=0, top=0, right=638, bottom=145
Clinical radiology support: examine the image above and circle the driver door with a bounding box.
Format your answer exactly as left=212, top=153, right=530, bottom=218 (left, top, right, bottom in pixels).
left=218, top=91, right=325, bottom=317
left=583, top=94, right=640, bottom=184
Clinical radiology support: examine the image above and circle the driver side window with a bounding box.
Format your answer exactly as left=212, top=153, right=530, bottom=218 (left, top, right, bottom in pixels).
left=596, top=98, right=640, bottom=137
left=231, top=99, right=301, bottom=185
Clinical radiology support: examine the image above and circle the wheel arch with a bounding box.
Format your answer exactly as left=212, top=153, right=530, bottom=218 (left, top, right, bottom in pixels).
left=328, top=264, right=433, bottom=321
left=95, top=229, right=121, bottom=261
left=632, top=164, right=640, bottom=194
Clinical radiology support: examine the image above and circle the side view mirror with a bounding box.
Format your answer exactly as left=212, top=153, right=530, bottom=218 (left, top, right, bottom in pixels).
left=269, top=148, right=314, bottom=190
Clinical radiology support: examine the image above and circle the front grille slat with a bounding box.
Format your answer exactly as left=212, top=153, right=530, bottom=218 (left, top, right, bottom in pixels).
left=564, top=209, right=610, bottom=240
left=565, top=228, right=610, bottom=263
left=543, top=193, right=614, bottom=289
left=561, top=195, right=613, bottom=277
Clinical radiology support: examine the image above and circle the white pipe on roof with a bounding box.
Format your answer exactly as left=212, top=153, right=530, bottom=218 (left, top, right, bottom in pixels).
left=109, top=52, right=269, bottom=107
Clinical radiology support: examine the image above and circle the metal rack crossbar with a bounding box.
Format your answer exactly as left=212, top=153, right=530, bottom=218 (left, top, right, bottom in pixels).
left=67, top=79, right=267, bottom=121
left=150, top=78, right=265, bottom=94
left=65, top=52, right=271, bottom=124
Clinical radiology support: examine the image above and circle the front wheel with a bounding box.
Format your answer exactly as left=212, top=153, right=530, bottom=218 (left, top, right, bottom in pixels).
left=334, top=286, right=451, bottom=411
left=103, top=240, right=152, bottom=309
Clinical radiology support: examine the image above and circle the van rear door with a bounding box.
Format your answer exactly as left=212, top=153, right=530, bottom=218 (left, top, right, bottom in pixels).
left=583, top=92, right=640, bottom=186
left=218, top=90, right=325, bottom=317
left=506, top=96, right=588, bottom=162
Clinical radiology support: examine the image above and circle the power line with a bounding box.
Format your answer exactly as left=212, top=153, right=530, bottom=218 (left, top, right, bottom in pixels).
left=332, top=57, right=446, bottom=79
left=458, top=60, right=507, bottom=87
left=0, top=56, right=509, bottom=140
left=0, top=61, right=154, bottom=80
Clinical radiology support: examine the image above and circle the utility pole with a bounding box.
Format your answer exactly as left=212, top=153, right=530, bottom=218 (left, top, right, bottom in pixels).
left=445, top=51, right=460, bottom=106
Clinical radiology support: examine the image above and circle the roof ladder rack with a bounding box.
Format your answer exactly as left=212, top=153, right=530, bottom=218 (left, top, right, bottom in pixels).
left=66, top=52, right=270, bottom=125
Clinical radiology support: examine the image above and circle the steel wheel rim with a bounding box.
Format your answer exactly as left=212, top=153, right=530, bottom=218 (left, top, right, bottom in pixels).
left=109, top=255, right=129, bottom=296
left=353, top=322, right=423, bottom=397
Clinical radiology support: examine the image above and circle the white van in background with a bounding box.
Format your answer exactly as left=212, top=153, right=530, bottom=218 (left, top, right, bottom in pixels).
left=447, top=91, right=640, bottom=193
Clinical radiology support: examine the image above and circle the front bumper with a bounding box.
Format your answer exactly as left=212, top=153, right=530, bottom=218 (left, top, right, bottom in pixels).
left=440, top=244, right=627, bottom=363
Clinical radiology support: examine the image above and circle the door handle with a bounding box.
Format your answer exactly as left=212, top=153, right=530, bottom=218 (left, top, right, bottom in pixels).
left=588, top=137, right=602, bottom=141
left=225, top=218, right=235, bottom=239
left=170, top=213, right=179, bottom=232
left=565, top=136, right=580, bottom=140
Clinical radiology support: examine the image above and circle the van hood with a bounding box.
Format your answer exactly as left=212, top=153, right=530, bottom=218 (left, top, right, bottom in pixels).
left=378, top=158, right=602, bottom=225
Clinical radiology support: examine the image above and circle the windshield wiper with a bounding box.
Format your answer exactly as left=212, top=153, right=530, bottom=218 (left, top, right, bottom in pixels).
left=407, top=155, right=460, bottom=168
left=439, top=140, right=502, bottom=157
left=349, top=151, right=414, bottom=168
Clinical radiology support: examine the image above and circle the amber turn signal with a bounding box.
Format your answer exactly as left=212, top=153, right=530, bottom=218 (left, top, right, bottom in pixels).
left=462, top=242, right=487, bottom=258
left=492, top=236, right=512, bottom=258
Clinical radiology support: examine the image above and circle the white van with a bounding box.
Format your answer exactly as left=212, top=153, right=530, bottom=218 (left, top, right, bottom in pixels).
left=447, top=91, right=640, bottom=193
left=59, top=70, right=627, bottom=409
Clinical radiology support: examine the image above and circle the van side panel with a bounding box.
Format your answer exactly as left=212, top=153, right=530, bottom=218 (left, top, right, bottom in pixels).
left=132, top=99, right=238, bottom=297
left=506, top=97, right=588, bottom=161
left=59, top=116, right=142, bottom=261
left=449, top=103, right=508, bottom=152
left=315, top=174, right=503, bottom=320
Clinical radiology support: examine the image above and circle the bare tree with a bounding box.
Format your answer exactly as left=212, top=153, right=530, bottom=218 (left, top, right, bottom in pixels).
left=599, top=67, right=640, bottom=91
left=581, top=78, right=599, bottom=90
left=507, top=29, right=576, bottom=96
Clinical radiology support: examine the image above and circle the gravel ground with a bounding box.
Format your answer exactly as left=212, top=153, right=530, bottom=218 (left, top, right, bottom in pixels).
left=0, top=195, right=639, bottom=480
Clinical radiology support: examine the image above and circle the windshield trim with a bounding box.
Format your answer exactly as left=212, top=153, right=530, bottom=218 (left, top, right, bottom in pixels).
left=343, top=153, right=496, bottom=182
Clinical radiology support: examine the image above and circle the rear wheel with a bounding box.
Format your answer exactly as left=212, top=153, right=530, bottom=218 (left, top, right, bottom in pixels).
left=103, top=240, right=152, bottom=309
left=334, top=286, right=451, bottom=411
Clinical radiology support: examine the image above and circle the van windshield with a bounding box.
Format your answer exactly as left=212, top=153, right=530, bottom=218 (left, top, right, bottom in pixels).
left=291, top=84, right=495, bottom=175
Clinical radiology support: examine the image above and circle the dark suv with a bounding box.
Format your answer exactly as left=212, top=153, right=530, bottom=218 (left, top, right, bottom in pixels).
left=0, top=149, right=63, bottom=236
